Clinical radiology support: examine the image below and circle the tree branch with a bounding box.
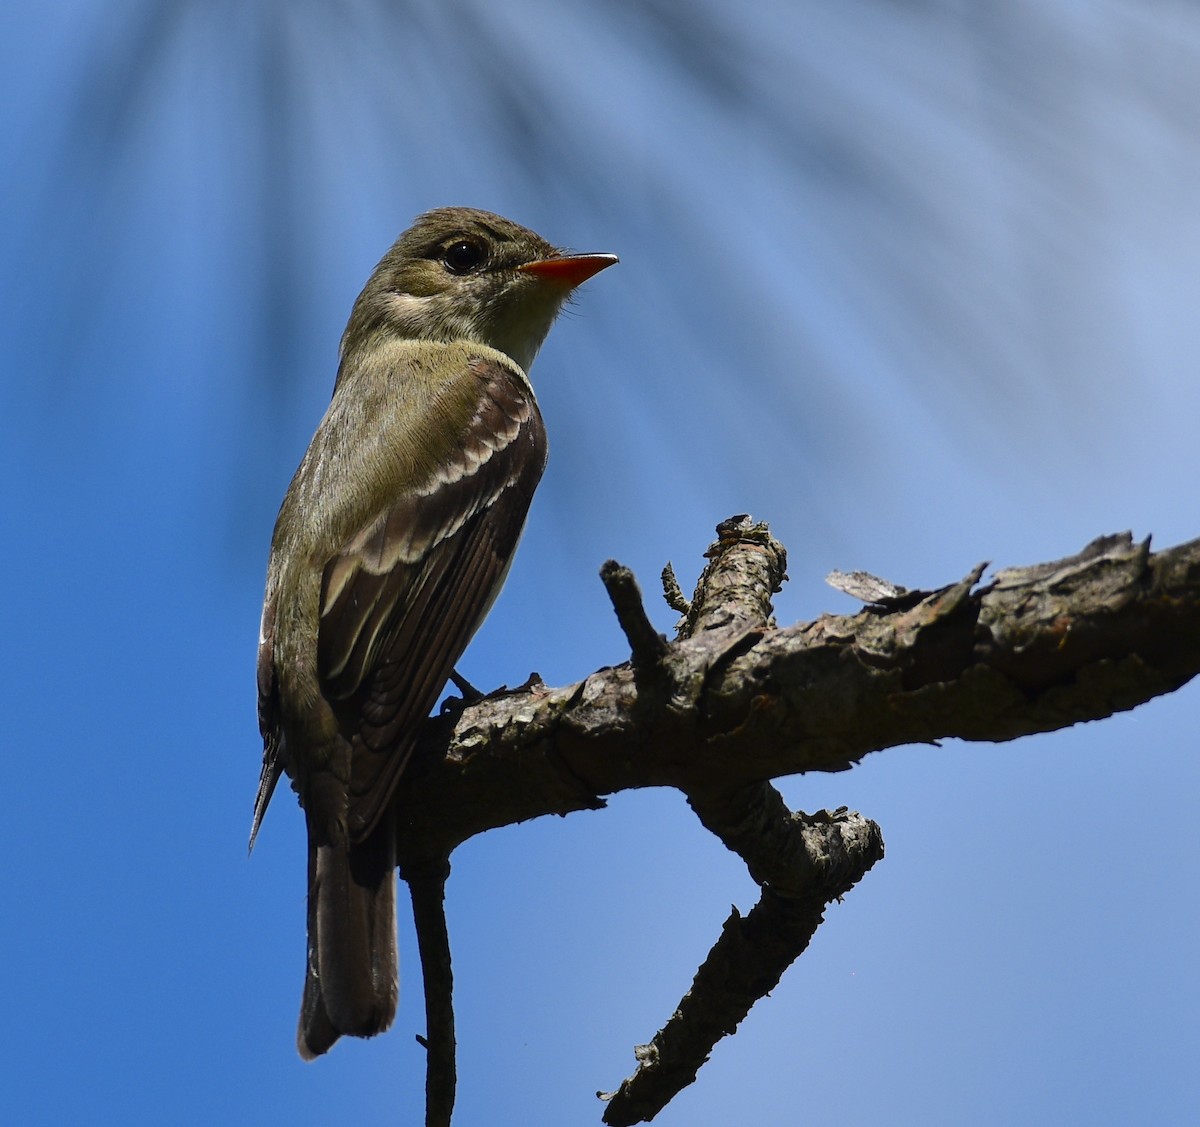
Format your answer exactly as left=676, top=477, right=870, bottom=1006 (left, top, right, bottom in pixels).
left=395, top=524, right=1200, bottom=861
left=600, top=520, right=876, bottom=1122
left=599, top=559, right=669, bottom=676
left=404, top=857, right=455, bottom=1127
left=599, top=792, right=883, bottom=1125
left=390, top=518, right=1200, bottom=1123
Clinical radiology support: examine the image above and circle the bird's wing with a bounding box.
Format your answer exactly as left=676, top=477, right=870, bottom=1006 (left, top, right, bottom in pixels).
left=250, top=595, right=284, bottom=851
left=317, top=355, right=547, bottom=841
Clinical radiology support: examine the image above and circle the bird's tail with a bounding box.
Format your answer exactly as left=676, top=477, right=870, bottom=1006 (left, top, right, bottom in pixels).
left=297, top=815, right=398, bottom=1059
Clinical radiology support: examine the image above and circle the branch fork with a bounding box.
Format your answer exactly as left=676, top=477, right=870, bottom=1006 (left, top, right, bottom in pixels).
left=598, top=518, right=883, bottom=1125
left=388, top=517, right=1200, bottom=1124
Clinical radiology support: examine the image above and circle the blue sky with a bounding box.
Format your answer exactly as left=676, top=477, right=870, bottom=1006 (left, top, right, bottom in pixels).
left=3, top=3, right=1198, bottom=1124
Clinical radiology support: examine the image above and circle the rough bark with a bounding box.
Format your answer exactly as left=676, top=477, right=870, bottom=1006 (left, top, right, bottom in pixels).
left=390, top=517, right=1200, bottom=1123
left=395, top=521, right=1200, bottom=859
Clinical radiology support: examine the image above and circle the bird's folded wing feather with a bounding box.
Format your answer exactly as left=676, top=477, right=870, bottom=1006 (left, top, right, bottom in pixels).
left=317, top=356, right=547, bottom=841
left=251, top=597, right=283, bottom=850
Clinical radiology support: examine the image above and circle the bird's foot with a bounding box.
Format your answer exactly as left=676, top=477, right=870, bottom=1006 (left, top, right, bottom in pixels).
left=444, top=670, right=546, bottom=715
left=448, top=669, right=485, bottom=702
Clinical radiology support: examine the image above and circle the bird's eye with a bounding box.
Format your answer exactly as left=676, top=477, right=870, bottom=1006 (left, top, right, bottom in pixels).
left=441, top=240, right=485, bottom=275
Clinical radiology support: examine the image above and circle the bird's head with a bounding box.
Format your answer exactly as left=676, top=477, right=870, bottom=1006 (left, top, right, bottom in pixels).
left=343, top=207, right=617, bottom=373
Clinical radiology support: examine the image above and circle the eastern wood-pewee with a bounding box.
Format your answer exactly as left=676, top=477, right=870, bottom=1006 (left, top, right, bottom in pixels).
left=252, top=207, right=616, bottom=1058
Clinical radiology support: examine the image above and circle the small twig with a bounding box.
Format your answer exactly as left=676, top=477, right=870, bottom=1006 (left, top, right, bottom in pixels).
left=405, top=858, right=456, bottom=1127
left=661, top=562, right=691, bottom=616
left=600, top=559, right=669, bottom=674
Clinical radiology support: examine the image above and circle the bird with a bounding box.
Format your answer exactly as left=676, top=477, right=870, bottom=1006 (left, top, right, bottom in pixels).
left=251, top=207, right=617, bottom=1059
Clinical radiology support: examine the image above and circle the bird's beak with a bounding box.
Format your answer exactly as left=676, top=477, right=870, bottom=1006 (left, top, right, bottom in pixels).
left=519, top=253, right=619, bottom=288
